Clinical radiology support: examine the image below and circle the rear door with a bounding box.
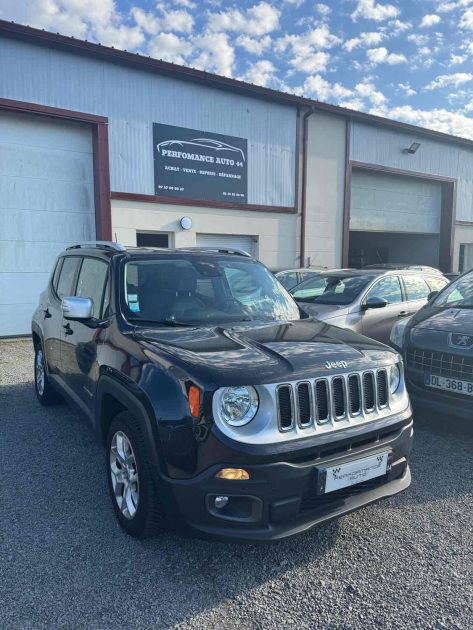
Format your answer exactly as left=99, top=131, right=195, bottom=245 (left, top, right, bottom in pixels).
left=361, top=275, right=406, bottom=343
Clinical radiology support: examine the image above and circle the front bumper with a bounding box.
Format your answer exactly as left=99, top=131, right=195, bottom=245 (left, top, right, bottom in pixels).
left=166, top=417, right=413, bottom=542
left=406, top=374, right=472, bottom=420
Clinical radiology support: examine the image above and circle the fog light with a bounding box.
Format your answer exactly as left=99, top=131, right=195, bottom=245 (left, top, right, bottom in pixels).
left=216, top=468, right=250, bottom=480
left=214, top=495, right=229, bottom=509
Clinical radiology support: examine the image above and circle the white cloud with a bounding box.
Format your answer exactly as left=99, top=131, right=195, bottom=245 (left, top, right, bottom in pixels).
left=387, top=105, right=473, bottom=139
left=355, top=80, right=387, bottom=105
left=284, top=0, right=306, bottom=6
left=398, top=82, right=416, bottom=96
left=387, top=19, right=411, bottom=33
left=277, top=23, right=341, bottom=74
left=351, top=0, right=400, bottom=22
left=407, top=33, right=429, bottom=45
left=301, top=75, right=353, bottom=101
left=460, top=8, right=473, bottom=28
left=344, top=31, right=384, bottom=51
left=207, top=2, right=280, bottom=36
left=243, top=59, right=276, bottom=86
left=148, top=32, right=193, bottom=64
left=235, top=35, right=271, bottom=55
left=174, top=0, right=196, bottom=7
left=450, top=53, right=467, bottom=64
left=192, top=31, right=235, bottom=76
left=426, top=72, right=473, bottom=89
left=366, top=46, right=407, bottom=65
left=420, top=14, right=441, bottom=27
left=131, top=7, right=194, bottom=35
left=315, top=3, right=332, bottom=16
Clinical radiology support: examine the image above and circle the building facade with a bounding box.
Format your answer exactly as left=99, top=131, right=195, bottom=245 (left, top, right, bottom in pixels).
left=1, top=20, right=473, bottom=336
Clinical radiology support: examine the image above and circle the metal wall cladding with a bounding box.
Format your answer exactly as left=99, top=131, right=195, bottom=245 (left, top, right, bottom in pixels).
left=351, top=122, right=473, bottom=222
left=0, top=38, right=297, bottom=207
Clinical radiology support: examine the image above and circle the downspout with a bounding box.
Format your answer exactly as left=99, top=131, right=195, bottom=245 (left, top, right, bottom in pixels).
left=300, top=106, right=316, bottom=267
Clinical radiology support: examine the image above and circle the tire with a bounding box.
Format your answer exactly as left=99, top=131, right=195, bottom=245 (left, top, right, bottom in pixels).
left=106, top=411, right=167, bottom=538
left=34, top=343, right=62, bottom=406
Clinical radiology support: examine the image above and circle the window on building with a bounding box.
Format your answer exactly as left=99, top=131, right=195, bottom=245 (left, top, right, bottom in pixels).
left=136, top=232, right=169, bottom=248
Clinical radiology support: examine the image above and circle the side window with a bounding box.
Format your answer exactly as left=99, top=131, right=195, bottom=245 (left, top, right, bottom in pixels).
left=56, top=257, right=81, bottom=299
left=277, top=272, right=298, bottom=289
left=403, top=275, right=430, bottom=301
left=75, top=258, right=109, bottom=318
left=427, top=277, right=448, bottom=293
left=52, top=258, right=63, bottom=293
left=365, top=276, right=403, bottom=304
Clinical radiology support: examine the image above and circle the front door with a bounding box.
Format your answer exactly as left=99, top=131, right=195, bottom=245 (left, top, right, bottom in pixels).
left=361, top=275, right=406, bottom=343
left=59, top=257, right=110, bottom=416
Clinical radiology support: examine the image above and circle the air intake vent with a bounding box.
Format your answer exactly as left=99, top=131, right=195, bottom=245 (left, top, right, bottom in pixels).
left=315, top=380, right=329, bottom=424
left=297, top=383, right=312, bottom=426
left=348, top=375, right=361, bottom=415
left=377, top=370, right=388, bottom=407
left=332, top=377, right=346, bottom=419
left=363, top=372, right=375, bottom=411
left=277, top=385, right=294, bottom=430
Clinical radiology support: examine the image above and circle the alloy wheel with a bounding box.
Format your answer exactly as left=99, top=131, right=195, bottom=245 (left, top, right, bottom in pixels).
left=110, top=431, right=140, bottom=519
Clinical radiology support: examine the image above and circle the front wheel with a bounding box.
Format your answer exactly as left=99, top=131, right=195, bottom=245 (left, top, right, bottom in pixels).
left=34, top=345, right=62, bottom=406
left=106, top=412, right=167, bottom=537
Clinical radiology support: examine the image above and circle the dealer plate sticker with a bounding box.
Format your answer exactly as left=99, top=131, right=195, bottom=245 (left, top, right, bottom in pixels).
left=424, top=373, right=473, bottom=396
left=324, top=452, right=389, bottom=494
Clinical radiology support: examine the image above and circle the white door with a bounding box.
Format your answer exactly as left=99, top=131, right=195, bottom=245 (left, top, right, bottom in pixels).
left=350, top=171, right=441, bottom=234
left=196, top=233, right=257, bottom=257
left=0, top=112, right=96, bottom=336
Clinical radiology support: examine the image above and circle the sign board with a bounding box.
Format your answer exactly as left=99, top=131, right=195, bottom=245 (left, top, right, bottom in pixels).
left=153, top=123, right=248, bottom=204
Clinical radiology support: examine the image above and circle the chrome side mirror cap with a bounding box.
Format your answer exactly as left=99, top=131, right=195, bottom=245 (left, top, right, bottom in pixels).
left=61, top=296, right=93, bottom=320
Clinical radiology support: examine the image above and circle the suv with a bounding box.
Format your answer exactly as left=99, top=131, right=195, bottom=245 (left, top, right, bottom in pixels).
left=32, top=242, right=413, bottom=542
left=391, top=269, right=473, bottom=420
left=291, top=269, right=449, bottom=345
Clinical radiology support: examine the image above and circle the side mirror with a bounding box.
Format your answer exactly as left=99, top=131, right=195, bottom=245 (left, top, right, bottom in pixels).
left=61, top=296, right=93, bottom=320
left=362, top=296, right=388, bottom=311
left=428, top=291, right=439, bottom=301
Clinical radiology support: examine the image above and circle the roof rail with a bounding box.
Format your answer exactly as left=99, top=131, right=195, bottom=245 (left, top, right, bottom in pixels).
left=176, top=247, right=252, bottom=258
left=66, top=241, right=126, bottom=252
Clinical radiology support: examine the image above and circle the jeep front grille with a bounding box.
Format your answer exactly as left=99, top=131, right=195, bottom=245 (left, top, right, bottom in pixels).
left=407, top=348, right=473, bottom=381
left=276, top=369, right=389, bottom=432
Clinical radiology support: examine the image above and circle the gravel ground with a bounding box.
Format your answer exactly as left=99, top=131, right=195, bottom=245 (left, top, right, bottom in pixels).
left=1, top=338, right=472, bottom=630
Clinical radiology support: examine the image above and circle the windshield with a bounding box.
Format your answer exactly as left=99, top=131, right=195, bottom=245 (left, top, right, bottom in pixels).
left=433, top=270, right=473, bottom=308
left=291, top=274, right=374, bottom=305
left=122, top=255, right=301, bottom=326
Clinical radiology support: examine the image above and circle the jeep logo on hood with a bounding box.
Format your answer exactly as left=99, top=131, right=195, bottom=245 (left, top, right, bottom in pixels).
left=325, top=360, right=348, bottom=370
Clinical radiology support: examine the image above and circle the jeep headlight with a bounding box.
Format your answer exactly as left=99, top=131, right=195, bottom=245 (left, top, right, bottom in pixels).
left=220, top=386, right=259, bottom=427
left=389, top=316, right=412, bottom=350
left=389, top=364, right=401, bottom=394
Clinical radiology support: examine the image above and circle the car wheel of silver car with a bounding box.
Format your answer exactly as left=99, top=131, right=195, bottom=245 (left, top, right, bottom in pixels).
left=106, top=412, right=166, bottom=537
left=34, top=344, right=62, bottom=406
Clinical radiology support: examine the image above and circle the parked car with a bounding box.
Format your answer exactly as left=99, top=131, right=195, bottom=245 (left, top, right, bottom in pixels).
left=390, top=269, right=473, bottom=420
left=32, top=242, right=412, bottom=542
left=291, top=269, right=449, bottom=345
left=274, top=267, right=326, bottom=291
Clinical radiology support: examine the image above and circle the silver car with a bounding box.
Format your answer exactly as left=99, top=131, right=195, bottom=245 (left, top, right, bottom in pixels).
left=291, top=269, right=449, bottom=344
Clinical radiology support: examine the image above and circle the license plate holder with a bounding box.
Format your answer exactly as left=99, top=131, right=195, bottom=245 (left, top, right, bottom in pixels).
left=315, top=450, right=392, bottom=495
left=424, top=372, right=473, bottom=396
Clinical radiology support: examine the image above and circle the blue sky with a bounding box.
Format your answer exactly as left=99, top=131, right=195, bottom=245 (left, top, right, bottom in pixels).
left=2, top=1, right=473, bottom=137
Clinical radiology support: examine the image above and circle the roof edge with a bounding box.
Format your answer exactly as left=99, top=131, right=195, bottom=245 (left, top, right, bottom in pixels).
left=2, top=19, right=473, bottom=149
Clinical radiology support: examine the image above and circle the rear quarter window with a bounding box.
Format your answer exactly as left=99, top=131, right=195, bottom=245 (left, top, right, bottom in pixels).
left=426, top=276, right=449, bottom=292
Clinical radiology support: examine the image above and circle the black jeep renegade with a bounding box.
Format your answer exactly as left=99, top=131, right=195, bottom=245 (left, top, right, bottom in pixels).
left=32, top=242, right=413, bottom=542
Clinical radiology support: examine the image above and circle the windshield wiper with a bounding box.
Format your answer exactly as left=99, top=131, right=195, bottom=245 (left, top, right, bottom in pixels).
left=128, top=318, right=193, bottom=327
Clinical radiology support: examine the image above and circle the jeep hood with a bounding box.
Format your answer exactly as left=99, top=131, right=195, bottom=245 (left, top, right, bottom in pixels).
left=133, top=319, right=395, bottom=386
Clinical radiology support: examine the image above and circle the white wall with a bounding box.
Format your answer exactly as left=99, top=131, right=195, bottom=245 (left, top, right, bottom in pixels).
left=112, top=200, right=298, bottom=269
left=304, top=112, right=347, bottom=267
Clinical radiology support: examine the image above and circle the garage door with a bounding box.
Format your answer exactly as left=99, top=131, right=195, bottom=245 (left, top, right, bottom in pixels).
left=196, top=234, right=257, bottom=257
left=0, top=112, right=96, bottom=336
left=350, top=171, right=441, bottom=233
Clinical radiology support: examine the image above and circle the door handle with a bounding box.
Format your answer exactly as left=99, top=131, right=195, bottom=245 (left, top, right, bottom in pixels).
left=63, top=323, right=73, bottom=336
left=397, top=311, right=409, bottom=317
left=43, top=308, right=52, bottom=319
